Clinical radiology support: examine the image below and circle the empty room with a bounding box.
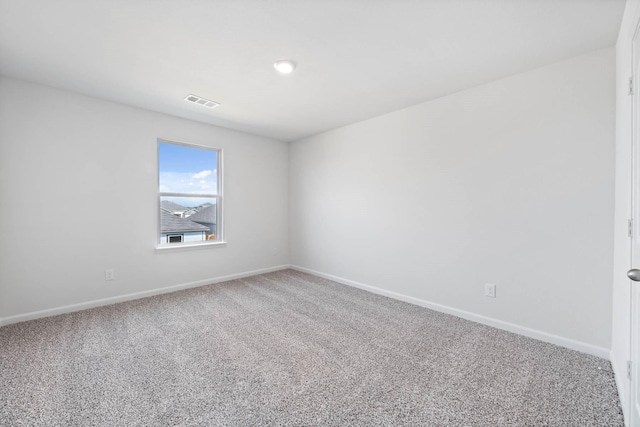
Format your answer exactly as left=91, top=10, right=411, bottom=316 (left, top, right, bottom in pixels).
left=1, top=0, right=639, bottom=425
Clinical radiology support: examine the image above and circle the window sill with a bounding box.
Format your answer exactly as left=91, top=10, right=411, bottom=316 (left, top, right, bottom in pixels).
left=155, top=241, right=227, bottom=253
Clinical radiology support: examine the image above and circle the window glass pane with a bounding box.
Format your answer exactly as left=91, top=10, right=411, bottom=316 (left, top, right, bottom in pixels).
left=159, top=142, right=218, bottom=195
left=160, top=196, right=218, bottom=244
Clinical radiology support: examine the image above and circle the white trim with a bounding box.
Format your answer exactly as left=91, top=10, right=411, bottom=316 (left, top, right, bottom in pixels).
left=0, top=263, right=613, bottom=360
left=612, top=351, right=631, bottom=426
left=290, top=265, right=611, bottom=359
left=155, top=240, right=227, bottom=252
left=0, top=265, right=289, bottom=328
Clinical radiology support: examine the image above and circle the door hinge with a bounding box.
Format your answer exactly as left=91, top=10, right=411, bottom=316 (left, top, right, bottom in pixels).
left=630, top=77, right=634, bottom=96
left=628, top=361, right=632, bottom=380
left=629, top=219, right=634, bottom=238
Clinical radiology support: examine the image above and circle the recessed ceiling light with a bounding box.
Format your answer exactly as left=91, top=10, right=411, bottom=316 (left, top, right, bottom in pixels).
left=274, top=60, right=296, bottom=74
left=184, top=94, right=220, bottom=109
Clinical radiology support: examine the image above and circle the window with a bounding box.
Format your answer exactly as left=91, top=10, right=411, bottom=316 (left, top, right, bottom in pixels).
left=167, top=235, right=183, bottom=244
left=158, top=140, right=222, bottom=247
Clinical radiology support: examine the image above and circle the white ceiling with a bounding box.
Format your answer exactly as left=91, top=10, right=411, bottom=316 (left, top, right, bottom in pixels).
left=0, top=0, right=625, bottom=142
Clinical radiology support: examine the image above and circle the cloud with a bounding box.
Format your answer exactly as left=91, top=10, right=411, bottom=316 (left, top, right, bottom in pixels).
left=160, top=171, right=217, bottom=194
left=192, top=170, right=212, bottom=180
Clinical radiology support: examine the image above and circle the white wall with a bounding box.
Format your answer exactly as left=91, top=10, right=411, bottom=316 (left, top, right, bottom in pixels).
left=612, top=0, right=640, bottom=420
left=289, top=48, right=616, bottom=354
left=0, top=77, right=289, bottom=322
left=0, top=46, right=618, bottom=364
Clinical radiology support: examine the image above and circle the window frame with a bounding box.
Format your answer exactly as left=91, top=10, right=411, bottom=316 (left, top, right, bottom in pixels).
left=167, top=234, right=184, bottom=244
left=156, top=138, right=225, bottom=250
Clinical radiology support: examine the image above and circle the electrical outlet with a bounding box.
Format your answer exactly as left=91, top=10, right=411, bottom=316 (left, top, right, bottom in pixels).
left=485, top=283, right=496, bottom=298
left=105, top=269, right=115, bottom=281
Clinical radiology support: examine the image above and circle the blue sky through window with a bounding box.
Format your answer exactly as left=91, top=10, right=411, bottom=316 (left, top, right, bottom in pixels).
left=159, top=142, right=218, bottom=207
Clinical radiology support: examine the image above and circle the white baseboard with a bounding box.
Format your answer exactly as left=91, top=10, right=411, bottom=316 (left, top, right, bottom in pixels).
left=611, top=352, right=630, bottom=426
left=0, top=265, right=290, bottom=328
left=290, top=265, right=611, bottom=360
left=0, top=264, right=612, bottom=361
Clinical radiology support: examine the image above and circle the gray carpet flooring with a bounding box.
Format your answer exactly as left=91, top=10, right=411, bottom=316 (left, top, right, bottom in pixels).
left=0, top=269, right=624, bottom=426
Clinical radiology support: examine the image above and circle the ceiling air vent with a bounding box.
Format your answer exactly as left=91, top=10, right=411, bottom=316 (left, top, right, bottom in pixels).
left=184, top=94, right=220, bottom=109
